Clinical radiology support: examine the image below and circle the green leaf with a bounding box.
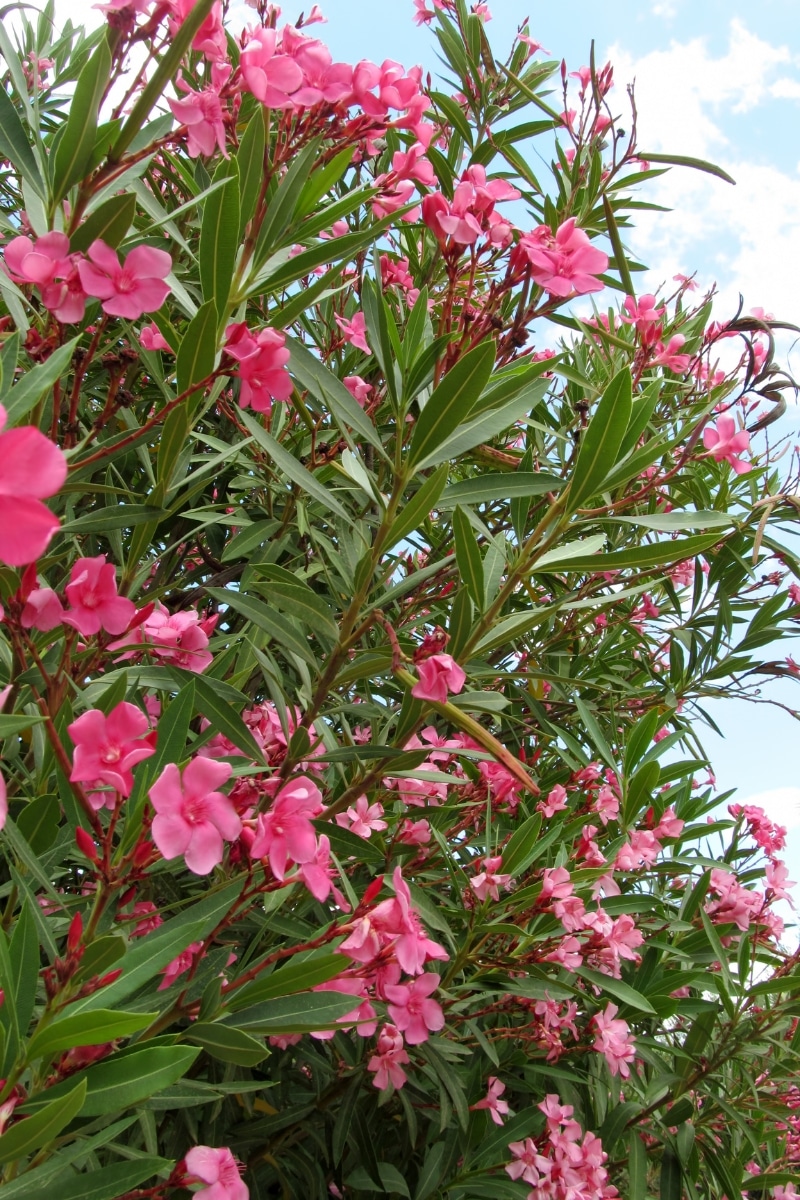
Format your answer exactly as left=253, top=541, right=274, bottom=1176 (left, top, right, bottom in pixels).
left=533, top=533, right=607, bottom=570
left=0, top=714, right=45, bottom=737
left=441, top=473, right=564, bottom=507
left=533, top=532, right=722, bottom=575
left=186, top=1022, right=269, bottom=1066
left=567, top=367, right=633, bottom=512
left=347, top=1165, right=411, bottom=1198
left=286, top=334, right=383, bottom=453
left=387, top=465, right=449, bottom=549
left=256, top=574, right=338, bottom=641
left=0, top=87, right=46, bottom=198
left=415, top=1141, right=446, bottom=1200
left=0, top=1080, right=86, bottom=1163
left=15, top=793, right=59, bottom=855
left=576, top=967, right=657, bottom=1014
left=408, top=340, right=496, bottom=467
left=70, top=193, right=137, bottom=253
left=190, top=671, right=268, bottom=762
left=254, top=139, right=322, bottom=263
left=3, top=337, right=79, bottom=424
left=611, top=511, right=732, bottom=532
left=415, top=381, right=548, bottom=470
left=38, top=1158, right=170, bottom=1200
left=224, top=991, right=363, bottom=1034
left=453, top=506, right=484, bottom=608
left=67, top=880, right=243, bottom=1014
left=228, top=953, right=346, bottom=1011
left=176, top=299, right=219, bottom=396
left=239, top=411, right=350, bottom=520
left=660, top=1146, right=683, bottom=1200
left=20, top=1047, right=199, bottom=1116
left=146, top=682, right=195, bottom=779
left=200, top=158, right=240, bottom=317
left=52, top=38, right=112, bottom=203
left=0, top=1117, right=138, bottom=1200
left=638, top=152, right=736, bottom=185
left=60, top=505, right=167, bottom=535
left=8, top=902, right=39, bottom=1049
left=27, top=1010, right=156, bottom=1063
left=502, top=812, right=543, bottom=876
left=206, top=586, right=318, bottom=668
left=628, top=1132, right=648, bottom=1200
left=237, top=107, right=266, bottom=236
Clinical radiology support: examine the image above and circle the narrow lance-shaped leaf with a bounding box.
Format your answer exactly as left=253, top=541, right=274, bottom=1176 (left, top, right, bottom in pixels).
left=566, top=366, right=633, bottom=512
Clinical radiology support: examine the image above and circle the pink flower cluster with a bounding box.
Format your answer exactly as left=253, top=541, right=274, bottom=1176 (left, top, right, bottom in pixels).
left=225, top=323, right=293, bottom=416
left=21, top=554, right=135, bottom=637
left=591, top=1002, right=636, bottom=1078
left=422, top=165, right=520, bottom=250
left=506, top=1095, right=619, bottom=1199
left=515, top=218, right=608, bottom=297
left=109, top=601, right=216, bottom=674
left=3, top=235, right=172, bottom=324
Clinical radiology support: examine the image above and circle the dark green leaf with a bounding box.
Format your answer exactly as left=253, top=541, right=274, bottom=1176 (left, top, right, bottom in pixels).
left=0, top=1080, right=86, bottom=1163
left=453, top=506, right=484, bottom=608
left=441, top=473, right=564, bottom=507
left=567, top=367, right=633, bottom=512
left=21, top=1047, right=199, bottom=1116
left=176, top=299, right=219, bottom=395
left=200, top=158, right=239, bottom=317
left=186, top=1022, right=269, bottom=1066
left=27, top=1010, right=156, bottom=1063
left=3, top=337, right=79, bottom=424
left=70, top=193, right=137, bottom=253
left=408, top=340, right=496, bottom=467
left=52, top=38, right=112, bottom=202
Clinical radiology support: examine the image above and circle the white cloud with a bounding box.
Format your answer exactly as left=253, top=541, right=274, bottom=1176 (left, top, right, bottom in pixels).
left=651, top=1, right=678, bottom=17
left=605, top=22, right=800, bottom=341
left=738, top=787, right=800, bottom=829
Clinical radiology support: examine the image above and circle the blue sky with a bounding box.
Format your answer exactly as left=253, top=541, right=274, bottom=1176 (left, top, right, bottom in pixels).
left=54, top=0, right=800, bottom=920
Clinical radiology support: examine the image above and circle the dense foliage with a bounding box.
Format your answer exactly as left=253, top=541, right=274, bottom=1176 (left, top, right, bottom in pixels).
left=0, top=1, right=798, bottom=1198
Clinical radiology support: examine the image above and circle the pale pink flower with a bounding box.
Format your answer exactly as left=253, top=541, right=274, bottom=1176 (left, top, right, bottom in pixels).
left=471, top=855, right=511, bottom=902
left=788, top=582, right=800, bottom=605
left=343, top=375, right=372, bottom=406
left=20, top=586, right=65, bottom=631
left=766, top=860, right=796, bottom=902
left=384, top=972, right=445, bottom=1044
left=335, top=312, right=371, bottom=354
left=68, top=701, right=157, bottom=798
left=411, top=653, right=466, bottom=703
left=78, top=240, right=172, bottom=320
left=706, top=868, right=763, bottom=931
left=0, top=405, right=67, bottom=566
left=240, top=27, right=303, bottom=108
left=367, top=1023, right=410, bottom=1089
left=506, top=1137, right=544, bottom=1185
left=614, top=829, right=661, bottom=870
left=539, top=783, right=568, bottom=818
left=591, top=1002, right=636, bottom=1078
left=150, top=758, right=239, bottom=875
left=249, top=775, right=325, bottom=879
left=540, top=866, right=573, bottom=903
left=63, top=555, right=135, bottom=636
left=702, top=414, right=751, bottom=473
left=280, top=26, right=352, bottom=107
left=336, top=795, right=387, bottom=838
left=397, top=818, right=431, bottom=845
left=473, top=1076, right=510, bottom=1125
left=593, top=784, right=620, bottom=825
left=519, top=217, right=608, bottom=297
left=654, top=807, right=684, bottom=839
left=184, top=1145, right=248, bottom=1200
left=652, top=334, right=691, bottom=373
left=350, top=59, right=422, bottom=118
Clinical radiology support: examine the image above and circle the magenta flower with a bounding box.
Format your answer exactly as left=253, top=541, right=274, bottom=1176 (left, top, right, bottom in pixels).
left=367, top=1023, right=410, bottom=1090
left=249, top=775, right=325, bottom=880
left=109, top=602, right=214, bottom=673
left=298, top=834, right=350, bottom=910
left=20, top=586, right=65, bottom=631
left=384, top=972, right=445, bottom=1045
left=411, top=653, right=466, bottom=704
left=519, top=217, right=608, bottom=297
left=0, top=405, right=67, bottom=566
left=184, top=1146, right=248, bottom=1200
left=335, top=312, right=371, bottom=355
left=702, top=414, right=751, bottom=474
left=150, top=758, right=239, bottom=876
left=652, top=334, right=691, bottom=373
left=3, top=231, right=70, bottom=286
left=240, top=28, right=304, bottom=108
left=471, top=856, right=511, bottom=902
left=63, top=555, right=135, bottom=636
left=78, top=240, right=172, bottom=320
left=140, top=323, right=172, bottom=352
left=68, top=701, right=157, bottom=798
left=472, top=1076, right=510, bottom=1126
left=168, top=0, right=227, bottom=62
left=343, top=375, right=372, bottom=406
left=225, top=323, right=293, bottom=416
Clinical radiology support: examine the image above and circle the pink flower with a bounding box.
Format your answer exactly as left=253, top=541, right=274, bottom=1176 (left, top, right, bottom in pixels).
left=471, top=855, right=511, bottom=902
left=140, top=323, right=172, bottom=352
left=621, top=292, right=664, bottom=334
left=652, top=334, right=691, bottom=372
left=506, top=1138, right=544, bottom=1185
left=184, top=1146, right=248, bottom=1200
left=702, top=415, right=751, bottom=473
left=591, top=1002, right=636, bottom=1078
left=168, top=0, right=227, bottom=61
left=68, top=701, right=157, bottom=798
left=78, top=240, right=172, bottom=320
left=397, top=817, right=431, bottom=845
left=539, top=783, right=568, bottom=818
left=473, top=1076, right=510, bottom=1125
left=3, top=231, right=70, bottom=286
left=63, top=555, right=135, bottom=636
left=109, top=602, right=214, bottom=673
left=343, top=375, right=372, bottom=406
left=20, top=586, right=65, bottom=631
left=159, top=940, right=203, bottom=990
left=519, top=217, right=608, bottom=297
left=0, top=405, right=67, bottom=566
left=240, top=28, right=304, bottom=108
left=411, top=653, right=466, bottom=703
left=367, top=1023, right=410, bottom=1089
left=298, top=834, right=350, bottom=909
left=335, top=312, right=371, bottom=354
left=249, top=775, right=325, bottom=879
left=384, top=972, right=445, bottom=1044
left=335, top=795, right=387, bottom=838
left=150, top=758, right=240, bottom=875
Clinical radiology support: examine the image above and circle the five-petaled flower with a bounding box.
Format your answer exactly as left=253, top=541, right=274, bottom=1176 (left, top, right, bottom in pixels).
left=702, top=414, right=751, bottom=474
left=150, top=758, right=240, bottom=875
left=184, top=1145, right=249, bottom=1200
left=68, top=701, right=157, bottom=801
left=78, top=240, right=172, bottom=320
